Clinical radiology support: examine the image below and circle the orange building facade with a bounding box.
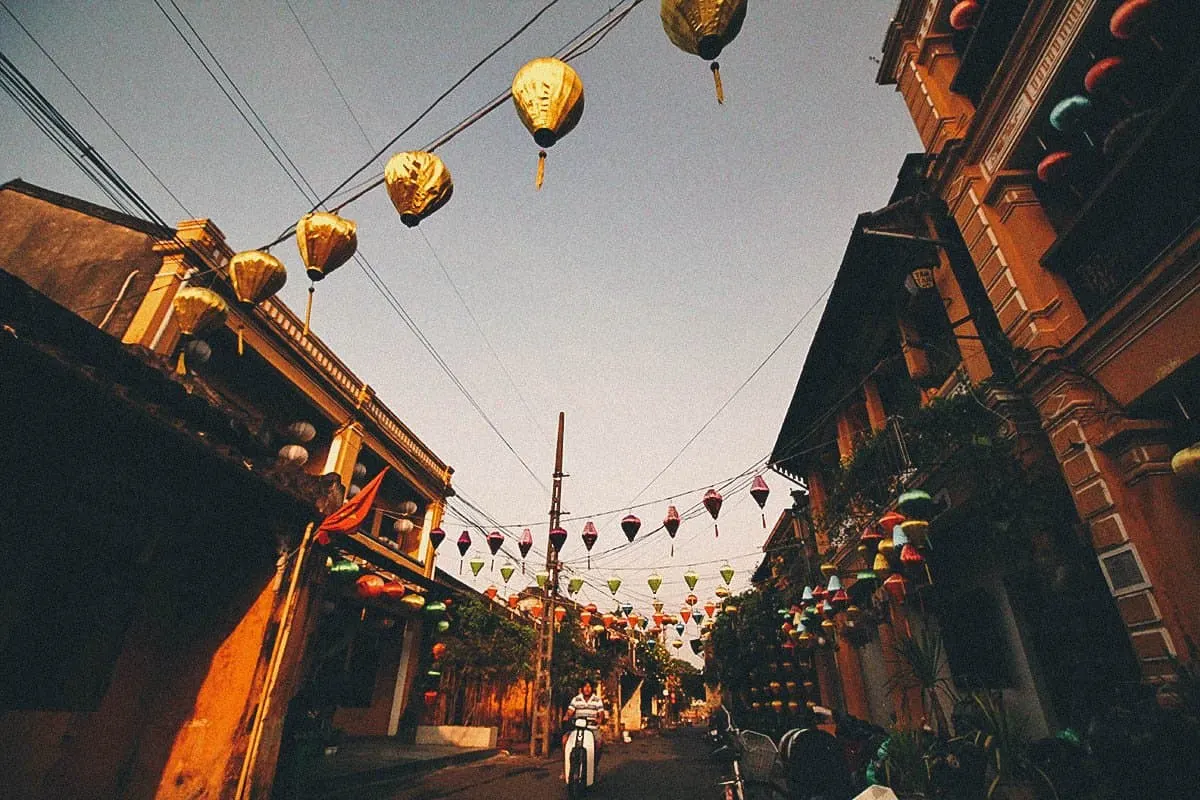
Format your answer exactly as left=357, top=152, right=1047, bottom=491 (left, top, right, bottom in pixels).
left=0, top=181, right=454, bottom=798
left=874, top=0, right=1199, bottom=678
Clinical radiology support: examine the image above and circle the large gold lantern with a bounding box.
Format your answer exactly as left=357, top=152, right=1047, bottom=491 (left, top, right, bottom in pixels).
left=228, top=250, right=287, bottom=355
left=295, top=211, right=357, bottom=334
left=384, top=151, right=454, bottom=227
left=511, top=57, right=585, bottom=189
left=660, top=0, right=748, bottom=103
left=171, top=286, right=227, bottom=374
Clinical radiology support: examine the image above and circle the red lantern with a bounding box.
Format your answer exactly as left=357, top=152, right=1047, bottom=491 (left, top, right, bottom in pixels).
left=750, top=475, right=770, bottom=528
left=620, top=514, right=641, bottom=543
left=356, top=574, right=385, bottom=598
left=900, top=543, right=925, bottom=568
left=381, top=582, right=407, bottom=600
left=484, top=585, right=498, bottom=601
left=704, top=601, right=716, bottom=618
left=601, top=612, right=615, bottom=629
left=529, top=601, right=544, bottom=619
left=555, top=606, right=567, bottom=625
left=432, top=642, right=447, bottom=660
left=1037, top=151, right=1076, bottom=185
left=878, top=510, right=906, bottom=534
left=685, top=593, right=698, bottom=607
left=585, top=603, right=598, bottom=614
left=860, top=522, right=884, bottom=554
left=1110, top=0, right=1159, bottom=41
left=580, top=610, right=593, bottom=626
left=508, top=594, right=520, bottom=609
left=884, top=573, right=909, bottom=604
left=831, top=589, right=850, bottom=610
left=702, top=489, right=723, bottom=537
left=663, top=506, right=681, bottom=556
left=1084, top=56, right=1127, bottom=95
left=424, top=690, right=439, bottom=706
left=949, top=0, right=982, bottom=30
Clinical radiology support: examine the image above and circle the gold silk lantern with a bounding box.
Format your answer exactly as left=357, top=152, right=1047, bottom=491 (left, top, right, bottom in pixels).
left=384, top=151, right=454, bottom=227
left=228, top=250, right=287, bottom=355
left=171, top=286, right=227, bottom=374
left=660, top=0, right=748, bottom=104
left=295, top=211, right=357, bottom=335
left=511, top=57, right=585, bottom=189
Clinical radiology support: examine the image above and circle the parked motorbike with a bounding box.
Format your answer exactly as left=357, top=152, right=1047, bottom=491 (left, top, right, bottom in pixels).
left=564, top=717, right=598, bottom=798
left=777, top=724, right=855, bottom=800
left=708, top=705, right=787, bottom=800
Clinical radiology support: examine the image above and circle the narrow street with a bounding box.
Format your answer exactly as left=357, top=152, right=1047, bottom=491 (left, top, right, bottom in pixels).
left=342, top=728, right=722, bottom=800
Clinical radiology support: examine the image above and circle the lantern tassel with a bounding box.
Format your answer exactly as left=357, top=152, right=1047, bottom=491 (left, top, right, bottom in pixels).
left=459, top=556, right=463, bottom=575
left=303, top=284, right=314, bottom=336
left=535, top=150, right=546, bottom=190
left=714, top=523, right=719, bottom=538
left=176, top=347, right=187, bottom=376
left=237, top=326, right=245, bottom=357
left=711, top=62, right=724, bottom=105
left=761, top=513, right=767, bottom=529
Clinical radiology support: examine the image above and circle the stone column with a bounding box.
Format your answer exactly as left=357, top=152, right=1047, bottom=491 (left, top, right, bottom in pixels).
left=835, top=630, right=871, bottom=721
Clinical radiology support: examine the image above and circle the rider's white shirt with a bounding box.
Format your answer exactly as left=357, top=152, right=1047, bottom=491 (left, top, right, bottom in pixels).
left=567, top=692, right=604, bottom=727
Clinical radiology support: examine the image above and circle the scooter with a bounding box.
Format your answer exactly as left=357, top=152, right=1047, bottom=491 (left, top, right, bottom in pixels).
left=564, top=717, right=597, bottom=798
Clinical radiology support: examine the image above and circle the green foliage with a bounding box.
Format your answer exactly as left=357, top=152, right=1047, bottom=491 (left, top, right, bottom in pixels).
left=879, top=728, right=934, bottom=797
left=889, top=626, right=956, bottom=736
left=550, top=610, right=620, bottom=705
left=962, top=691, right=1052, bottom=799
left=439, top=594, right=535, bottom=683
left=707, top=586, right=789, bottom=711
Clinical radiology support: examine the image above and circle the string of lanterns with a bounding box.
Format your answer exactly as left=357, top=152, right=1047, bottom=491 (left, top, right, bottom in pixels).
left=168, top=1, right=750, bottom=356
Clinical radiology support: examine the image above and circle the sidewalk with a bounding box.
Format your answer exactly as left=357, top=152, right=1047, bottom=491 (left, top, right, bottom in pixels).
left=299, top=738, right=500, bottom=799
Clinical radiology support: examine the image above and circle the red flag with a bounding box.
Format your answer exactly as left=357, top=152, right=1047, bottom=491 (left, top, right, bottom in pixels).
left=315, top=469, right=388, bottom=545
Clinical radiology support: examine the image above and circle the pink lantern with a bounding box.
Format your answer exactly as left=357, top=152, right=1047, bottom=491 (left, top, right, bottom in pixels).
left=518, top=528, right=533, bottom=573
left=456, top=531, right=471, bottom=574
left=750, top=475, right=770, bottom=528
left=663, top=506, right=681, bottom=556
left=582, top=521, right=599, bottom=568
left=702, top=489, right=723, bottom=537
left=621, top=513, right=641, bottom=543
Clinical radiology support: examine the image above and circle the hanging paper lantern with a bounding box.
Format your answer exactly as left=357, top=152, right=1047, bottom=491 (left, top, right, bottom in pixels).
left=356, top=574, right=385, bottom=598
left=295, top=211, right=357, bottom=335
left=1084, top=56, right=1127, bottom=96
left=627, top=612, right=641, bottom=629
left=684, top=569, right=699, bottom=591
left=673, top=639, right=684, bottom=650
left=900, top=543, right=925, bottom=569
left=680, top=605, right=692, bottom=621
left=536, top=570, right=550, bottom=590
left=500, top=562, right=516, bottom=584
left=653, top=600, right=665, bottom=614
left=663, top=505, right=681, bottom=556
left=384, top=151, right=453, bottom=227
left=648, top=574, right=663, bottom=595
left=484, top=585, right=498, bottom=601
left=884, top=573, right=909, bottom=604
left=702, top=489, right=723, bottom=537
left=278, top=444, right=309, bottom=466
left=653, top=612, right=665, bottom=628
left=899, top=519, right=929, bottom=547
left=846, top=606, right=861, bottom=625
left=1110, top=0, right=1159, bottom=40
left=329, top=559, right=360, bottom=578
left=897, top=489, right=934, bottom=519
left=425, top=601, right=448, bottom=614
left=621, top=602, right=634, bottom=616
left=586, top=603, right=599, bottom=614
left=860, top=523, right=884, bottom=555
left=227, top=249, right=287, bottom=355
left=750, top=475, right=770, bottom=528
left=607, top=576, right=622, bottom=596
left=581, top=521, right=598, bottom=568
left=568, top=576, right=584, bottom=595
left=555, top=606, right=567, bottom=625
left=508, top=594, right=520, bottom=609
left=171, top=287, right=228, bottom=374
left=692, top=611, right=704, bottom=625
left=469, top=557, right=485, bottom=577
left=827, top=574, right=842, bottom=592
left=685, top=593, right=698, bottom=607
left=831, top=589, right=849, bottom=610
left=1049, top=95, right=1093, bottom=136
left=873, top=551, right=892, bottom=577
left=456, top=531, right=471, bottom=574
left=436, top=620, right=450, bottom=632
left=486, top=530, right=505, bottom=570
left=601, top=612, right=615, bottom=629
left=529, top=601, right=544, bottom=619
left=878, top=534, right=896, bottom=560
left=660, top=0, right=748, bottom=104
left=401, top=593, right=426, bottom=611
left=704, top=601, right=716, bottom=618
left=714, top=586, right=730, bottom=598
left=879, top=510, right=906, bottom=535
left=620, top=514, right=641, bottom=543
left=549, top=527, right=568, bottom=553
left=892, top=528, right=909, bottom=550
left=393, top=518, right=415, bottom=540
left=949, top=0, right=981, bottom=30
left=719, top=563, right=735, bottom=586
left=675, top=622, right=686, bottom=636
left=431, top=642, right=447, bottom=660
left=801, top=586, right=814, bottom=604
left=580, top=610, right=593, bottom=626
left=429, top=528, right=446, bottom=551
left=511, top=57, right=585, bottom=190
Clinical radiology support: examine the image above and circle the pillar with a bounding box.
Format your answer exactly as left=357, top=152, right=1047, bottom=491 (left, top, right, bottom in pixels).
left=836, top=409, right=856, bottom=464
left=1039, top=375, right=1200, bottom=675
left=323, top=422, right=365, bottom=492
left=835, top=632, right=870, bottom=721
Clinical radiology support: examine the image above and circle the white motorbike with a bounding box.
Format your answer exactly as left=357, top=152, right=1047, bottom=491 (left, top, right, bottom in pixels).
left=564, top=717, right=598, bottom=798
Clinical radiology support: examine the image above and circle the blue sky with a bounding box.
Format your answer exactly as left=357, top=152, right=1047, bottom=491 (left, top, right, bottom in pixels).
left=1, top=0, right=919, bottom=658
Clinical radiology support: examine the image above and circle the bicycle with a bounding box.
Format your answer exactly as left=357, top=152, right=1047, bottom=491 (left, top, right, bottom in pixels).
left=709, top=709, right=788, bottom=800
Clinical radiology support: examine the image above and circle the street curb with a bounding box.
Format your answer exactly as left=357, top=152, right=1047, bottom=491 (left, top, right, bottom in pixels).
left=310, top=748, right=500, bottom=798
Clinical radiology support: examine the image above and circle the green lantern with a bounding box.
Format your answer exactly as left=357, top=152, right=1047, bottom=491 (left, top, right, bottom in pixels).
left=607, top=576, right=622, bottom=596
left=436, top=620, right=450, bottom=632
left=568, top=576, right=584, bottom=595
left=720, top=563, right=735, bottom=586
left=469, top=557, right=485, bottom=577
left=329, top=559, right=361, bottom=578
left=647, top=574, right=663, bottom=594
left=684, top=570, right=699, bottom=591
left=500, top=563, right=516, bottom=584
left=536, top=571, right=549, bottom=589
left=425, top=601, right=447, bottom=614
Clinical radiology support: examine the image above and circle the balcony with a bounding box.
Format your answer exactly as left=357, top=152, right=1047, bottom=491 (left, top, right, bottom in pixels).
left=950, top=0, right=1031, bottom=106
left=1040, top=61, right=1200, bottom=318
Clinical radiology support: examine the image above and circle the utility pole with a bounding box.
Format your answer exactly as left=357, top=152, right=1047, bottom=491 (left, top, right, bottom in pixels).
left=530, top=412, right=565, bottom=757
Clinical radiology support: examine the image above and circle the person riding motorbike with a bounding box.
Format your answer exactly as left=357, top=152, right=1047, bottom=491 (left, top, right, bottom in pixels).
left=563, top=679, right=605, bottom=763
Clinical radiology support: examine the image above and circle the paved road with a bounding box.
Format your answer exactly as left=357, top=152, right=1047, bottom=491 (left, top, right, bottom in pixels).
left=362, top=728, right=724, bottom=800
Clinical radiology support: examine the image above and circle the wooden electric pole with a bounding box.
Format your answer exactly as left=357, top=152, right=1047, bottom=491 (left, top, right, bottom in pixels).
left=530, top=412, right=565, bottom=757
